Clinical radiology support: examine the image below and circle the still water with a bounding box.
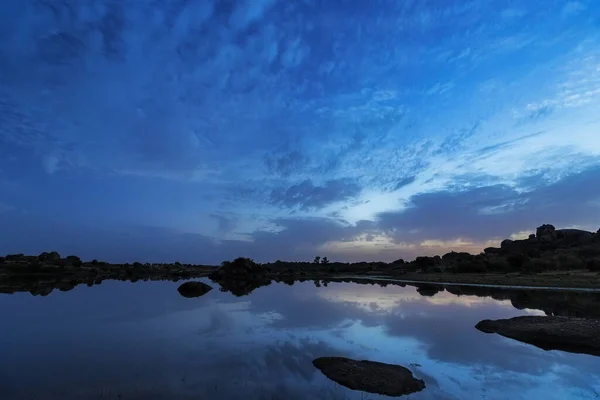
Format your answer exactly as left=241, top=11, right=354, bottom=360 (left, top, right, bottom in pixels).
left=1, top=279, right=599, bottom=400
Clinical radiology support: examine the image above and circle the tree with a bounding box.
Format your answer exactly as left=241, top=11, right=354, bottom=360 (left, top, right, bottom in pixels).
left=313, top=256, right=321, bottom=264
left=321, top=257, right=329, bottom=264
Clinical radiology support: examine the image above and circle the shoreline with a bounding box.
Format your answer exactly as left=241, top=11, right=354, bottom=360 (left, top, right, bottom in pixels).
left=340, top=275, right=600, bottom=292
left=338, top=271, right=600, bottom=290
left=3, top=268, right=600, bottom=296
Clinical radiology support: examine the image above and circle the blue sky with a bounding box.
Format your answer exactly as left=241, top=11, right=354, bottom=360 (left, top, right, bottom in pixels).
left=1, top=0, right=599, bottom=264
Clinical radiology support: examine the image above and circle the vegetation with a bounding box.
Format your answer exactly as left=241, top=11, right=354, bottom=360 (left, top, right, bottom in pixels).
left=3, top=223, right=600, bottom=296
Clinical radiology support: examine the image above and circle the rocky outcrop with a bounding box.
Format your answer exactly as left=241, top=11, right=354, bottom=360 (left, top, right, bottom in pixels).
left=313, top=357, right=425, bottom=396
left=476, top=316, right=600, bottom=356
left=177, top=281, right=212, bottom=298
left=428, top=224, right=600, bottom=274
left=536, top=224, right=557, bottom=242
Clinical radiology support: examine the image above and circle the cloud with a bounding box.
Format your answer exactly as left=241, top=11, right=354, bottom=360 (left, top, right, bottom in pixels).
left=0, top=202, right=14, bottom=213
left=210, top=213, right=238, bottom=234
left=376, top=166, right=600, bottom=243
left=382, top=299, right=554, bottom=374
left=269, top=179, right=362, bottom=211
left=229, top=0, right=278, bottom=31
left=562, top=2, right=586, bottom=16
left=0, top=0, right=600, bottom=262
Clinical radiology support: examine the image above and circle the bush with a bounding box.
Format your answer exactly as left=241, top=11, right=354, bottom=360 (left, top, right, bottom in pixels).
left=485, top=258, right=511, bottom=272
left=578, top=247, right=600, bottom=258
left=588, top=258, right=600, bottom=271
left=6, top=254, right=24, bottom=262
left=455, top=261, right=487, bottom=273
left=66, top=255, right=82, bottom=267
left=522, top=258, right=551, bottom=273
left=556, top=253, right=586, bottom=270
left=506, top=253, right=529, bottom=269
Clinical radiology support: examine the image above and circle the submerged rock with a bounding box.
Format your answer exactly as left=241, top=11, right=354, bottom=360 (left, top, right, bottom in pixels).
left=476, top=316, right=600, bottom=356
left=312, top=357, right=425, bottom=396
left=177, top=281, right=213, bottom=298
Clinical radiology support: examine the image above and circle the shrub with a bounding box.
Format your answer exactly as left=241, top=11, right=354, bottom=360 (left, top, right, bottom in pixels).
left=556, top=253, right=586, bottom=270
left=455, top=261, right=487, bottom=273
left=506, top=253, right=529, bottom=269
left=6, top=254, right=25, bottom=262
left=578, top=247, right=600, bottom=258
left=522, top=258, right=550, bottom=273
left=588, top=258, right=600, bottom=271
left=485, top=258, right=511, bottom=272
left=66, top=255, right=82, bottom=267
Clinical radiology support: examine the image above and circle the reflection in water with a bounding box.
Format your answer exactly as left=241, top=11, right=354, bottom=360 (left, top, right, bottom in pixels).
left=0, top=280, right=599, bottom=399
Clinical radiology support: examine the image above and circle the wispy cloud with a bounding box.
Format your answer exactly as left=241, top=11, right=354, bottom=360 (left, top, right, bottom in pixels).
left=0, top=0, right=599, bottom=261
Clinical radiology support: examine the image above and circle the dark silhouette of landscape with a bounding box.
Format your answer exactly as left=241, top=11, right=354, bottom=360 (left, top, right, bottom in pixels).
left=2, top=224, right=600, bottom=297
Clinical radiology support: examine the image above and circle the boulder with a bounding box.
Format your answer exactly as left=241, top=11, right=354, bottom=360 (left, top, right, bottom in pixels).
left=313, top=357, right=425, bottom=397
left=6, top=254, right=25, bottom=262
left=442, top=251, right=471, bottom=261
left=476, top=316, right=600, bottom=356
left=177, top=281, right=213, bottom=298
left=536, top=224, right=557, bottom=242
left=500, top=239, right=514, bottom=249
left=65, top=255, right=82, bottom=267
left=47, top=251, right=61, bottom=262
left=483, top=247, right=499, bottom=254
left=414, top=256, right=440, bottom=268
left=556, top=229, right=594, bottom=246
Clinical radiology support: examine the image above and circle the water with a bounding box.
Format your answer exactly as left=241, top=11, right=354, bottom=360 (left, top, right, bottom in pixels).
left=1, top=279, right=599, bottom=400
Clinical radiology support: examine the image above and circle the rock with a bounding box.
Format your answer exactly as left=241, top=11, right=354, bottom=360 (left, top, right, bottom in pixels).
left=528, top=234, right=536, bottom=240
left=313, top=357, right=425, bottom=397
left=483, top=247, right=499, bottom=254
left=536, top=224, right=557, bottom=242
left=65, top=255, right=82, bottom=267
left=47, top=251, right=61, bottom=262
left=6, top=254, right=25, bottom=262
left=177, top=281, right=213, bottom=298
left=442, top=251, right=471, bottom=261
left=556, top=229, right=594, bottom=245
left=500, top=239, right=513, bottom=249
left=475, top=316, right=600, bottom=356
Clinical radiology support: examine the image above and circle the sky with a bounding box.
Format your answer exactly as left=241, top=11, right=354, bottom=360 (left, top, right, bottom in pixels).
left=0, top=0, right=599, bottom=264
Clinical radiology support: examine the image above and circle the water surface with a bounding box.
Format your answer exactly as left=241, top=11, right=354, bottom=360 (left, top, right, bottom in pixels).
left=1, top=280, right=599, bottom=399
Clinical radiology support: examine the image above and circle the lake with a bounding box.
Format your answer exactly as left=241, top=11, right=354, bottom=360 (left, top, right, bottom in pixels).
left=1, top=279, right=599, bottom=399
